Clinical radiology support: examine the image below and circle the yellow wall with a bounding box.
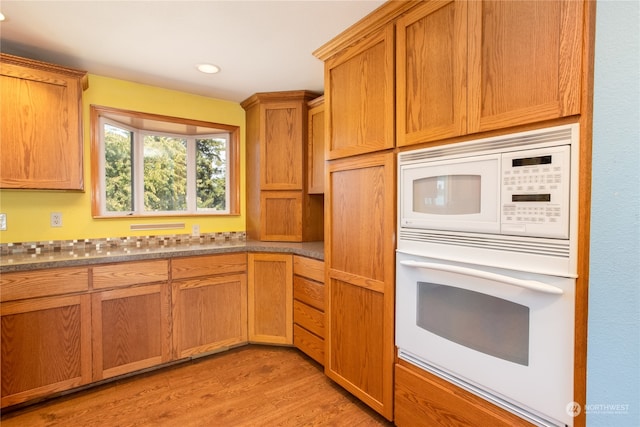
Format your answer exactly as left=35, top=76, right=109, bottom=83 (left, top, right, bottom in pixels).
left=0, top=75, right=246, bottom=243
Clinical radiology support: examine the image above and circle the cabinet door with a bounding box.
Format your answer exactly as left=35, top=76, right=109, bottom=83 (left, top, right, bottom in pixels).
left=91, top=284, right=171, bottom=381
left=0, top=55, right=86, bottom=190
left=172, top=273, right=248, bottom=359
left=260, top=101, right=305, bottom=190
left=1, top=294, right=92, bottom=407
left=324, top=24, right=395, bottom=159
left=260, top=191, right=303, bottom=241
left=397, top=0, right=468, bottom=146
left=467, top=0, right=583, bottom=132
left=307, top=97, right=325, bottom=194
left=325, top=151, right=395, bottom=420
left=248, top=253, right=293, bottom=344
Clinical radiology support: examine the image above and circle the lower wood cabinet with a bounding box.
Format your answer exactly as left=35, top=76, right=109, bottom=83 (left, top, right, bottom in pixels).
left=1, top=293, right=92, bottom=407
left=292, top=255, right=325, bottom=365
left=394, top=360, right=534, bottom=427
left=248, top=253, right=293, bottom=345
left=91, top=284, right=171, bottom=381
left=91, top=260, right=171, bottom=381
left=171, top=253, right=248, bottom=359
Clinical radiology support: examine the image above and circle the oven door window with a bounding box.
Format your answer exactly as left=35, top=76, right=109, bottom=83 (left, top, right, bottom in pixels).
left=417, top=282, right=530, bottom=366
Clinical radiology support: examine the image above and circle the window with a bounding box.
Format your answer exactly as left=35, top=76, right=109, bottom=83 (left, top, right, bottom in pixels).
left=91, top=106, right=240, bottom=217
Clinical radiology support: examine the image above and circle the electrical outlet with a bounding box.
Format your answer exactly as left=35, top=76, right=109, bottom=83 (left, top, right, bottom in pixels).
left=192, top=224, right=200, bottom=236
left=50, top=212, right=63, bottom=227
left=0, top=213, right=6, bottom=231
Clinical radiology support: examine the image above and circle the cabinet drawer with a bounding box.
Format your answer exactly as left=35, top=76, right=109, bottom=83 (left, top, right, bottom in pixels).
left=92, top=260, right=168, bottom=290
left=293, top=255, right=324, bottom=283
left=0, top=267, right=89, bottom=302
left=293, top=276, right=324, bottom=311
left=293, top=324, right=324, bottom=365
left=394, top=362, right=534, bottom=427
left=171, top=253, right=247, bottom=280
left=293, top=300, right=324, bottom=338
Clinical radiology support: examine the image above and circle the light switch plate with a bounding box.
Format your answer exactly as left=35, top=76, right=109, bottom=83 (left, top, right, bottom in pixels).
left=0, top=213, right=6, bottom=231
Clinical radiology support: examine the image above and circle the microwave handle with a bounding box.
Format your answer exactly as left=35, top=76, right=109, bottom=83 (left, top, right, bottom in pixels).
left=399, top=260, right=564, bottom=295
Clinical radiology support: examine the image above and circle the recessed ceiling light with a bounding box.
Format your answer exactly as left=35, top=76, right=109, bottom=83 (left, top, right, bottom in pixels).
left=197, top=64, right=220, bottom=74
left=0, top=12, right=6, bottom=21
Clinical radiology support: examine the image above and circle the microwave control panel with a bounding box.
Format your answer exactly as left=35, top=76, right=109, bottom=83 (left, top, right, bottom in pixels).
left=501, top=145, right=571, bottom=239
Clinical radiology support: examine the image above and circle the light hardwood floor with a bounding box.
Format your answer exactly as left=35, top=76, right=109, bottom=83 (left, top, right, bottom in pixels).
left=1, top=345, right=394, bottom=426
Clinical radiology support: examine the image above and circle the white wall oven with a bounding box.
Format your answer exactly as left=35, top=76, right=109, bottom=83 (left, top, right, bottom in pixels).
left=396, top=124, right=580, bottom=427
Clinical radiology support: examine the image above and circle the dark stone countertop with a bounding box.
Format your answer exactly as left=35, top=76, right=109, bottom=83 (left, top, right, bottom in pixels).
left=0, top=240, right=324, bottom=273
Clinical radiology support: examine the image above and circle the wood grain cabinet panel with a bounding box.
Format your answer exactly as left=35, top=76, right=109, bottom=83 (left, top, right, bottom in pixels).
left=324, top=24, right=395, bottom=159
left=91, top=284, right=171, bottom=381
left=172, top=274, right=247, bottom=359
left=171, top=253, right=247, bottom=280
left=397, top=0, right=585, bottom=146
left=1, top=294, right=91, bottom=407
left=292, top=256, right=325, bottom=365
left=394, top=361, right=534, bottom=427
left=307, top=96, right=325, bottom=194
left=0, top=53, right=87, bottom=190
left=467, top=0, right=584, bottom=133
left=92, top=260, right=168, bottom=290
left=325, top=152, right=395, bottom=420
left=242, top=91, right=324, bottom=242
left=248, top=253, right=293, bottom=345
left=0, top=267, right=88, bottom=302
left=396, top=0, right=468, bottom=146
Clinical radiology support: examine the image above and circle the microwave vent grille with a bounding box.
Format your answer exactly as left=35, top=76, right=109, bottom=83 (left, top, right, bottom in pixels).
left=399, top=127, right=573, bottom=163
left=399, top=229, right=571, bottom=258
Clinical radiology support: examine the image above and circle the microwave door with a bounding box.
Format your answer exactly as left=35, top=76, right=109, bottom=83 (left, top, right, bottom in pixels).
left=401, top=154, right=501, bottom=234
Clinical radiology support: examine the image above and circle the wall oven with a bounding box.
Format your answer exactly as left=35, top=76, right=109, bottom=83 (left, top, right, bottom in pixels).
left=396, top=124, right=580, bottom=427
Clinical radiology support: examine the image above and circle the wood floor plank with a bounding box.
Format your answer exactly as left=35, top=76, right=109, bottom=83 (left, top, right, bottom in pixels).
left=1, top=345, right=393, bottom=426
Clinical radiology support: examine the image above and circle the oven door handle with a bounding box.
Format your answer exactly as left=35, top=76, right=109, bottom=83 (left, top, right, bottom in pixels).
left=399, top=260, right=564, bottom=295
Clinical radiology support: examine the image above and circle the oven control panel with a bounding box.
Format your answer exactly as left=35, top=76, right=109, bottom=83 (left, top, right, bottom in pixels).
left=501, top=145, right=571, bottom=239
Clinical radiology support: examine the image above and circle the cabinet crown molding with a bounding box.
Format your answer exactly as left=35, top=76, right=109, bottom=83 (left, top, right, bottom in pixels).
left=313, top=0, right=419, bottom=61
left=240, top=90, right=320, bottom=111
left=0, top=53, right=89, bottom=90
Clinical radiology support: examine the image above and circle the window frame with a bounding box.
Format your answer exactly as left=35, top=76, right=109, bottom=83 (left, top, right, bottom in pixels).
left=90, top=105, right=241, bottom=218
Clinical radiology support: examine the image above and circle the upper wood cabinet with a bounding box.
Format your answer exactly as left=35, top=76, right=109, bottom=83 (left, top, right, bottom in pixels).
left=467, top=0, right=583, bottom=133
left=307, top=96, right=325, bottom=194
left=242, top=91, right=324, bottom=242
left=396, top=0, right=468, bottom=145
left=396, top=0, right=585, bottom=146
left=323, top=24, right=395, bottom=159
left=0, top=53, right=88, bottom=190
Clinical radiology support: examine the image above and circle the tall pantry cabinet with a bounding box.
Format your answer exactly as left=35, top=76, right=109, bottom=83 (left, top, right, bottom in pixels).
left=315, top=0, right=589, bottom=424
left=315, top=8, right=407, bottom=419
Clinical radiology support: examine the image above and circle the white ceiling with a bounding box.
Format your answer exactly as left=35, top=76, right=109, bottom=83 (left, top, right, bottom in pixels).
left=0, top=0, right=385, bottom=103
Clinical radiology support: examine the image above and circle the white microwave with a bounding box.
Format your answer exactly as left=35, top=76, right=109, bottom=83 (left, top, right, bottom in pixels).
left=399, top=124, right=579, bottom=240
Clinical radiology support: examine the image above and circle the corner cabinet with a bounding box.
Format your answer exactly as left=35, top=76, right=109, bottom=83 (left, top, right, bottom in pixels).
left=242, top=91, right=324, bottom=242
left=0, top=53, right=88, bottom=190
left=396, top=0, right=585, bottom=146
left=324, top=152, right=396, bottom=420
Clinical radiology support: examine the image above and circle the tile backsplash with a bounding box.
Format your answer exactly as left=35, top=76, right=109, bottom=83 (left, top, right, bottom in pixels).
left=0, top=231, right=246, bottom=256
